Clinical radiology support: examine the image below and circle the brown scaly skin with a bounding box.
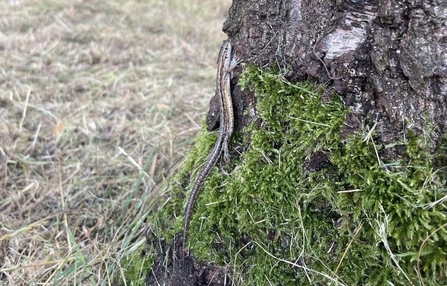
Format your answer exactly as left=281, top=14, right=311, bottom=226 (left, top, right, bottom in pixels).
left=183, top=40, right=234, bottom=245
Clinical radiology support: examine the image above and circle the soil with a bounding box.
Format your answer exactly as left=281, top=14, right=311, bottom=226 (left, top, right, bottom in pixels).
left=146, top=233, right=231, bottom=286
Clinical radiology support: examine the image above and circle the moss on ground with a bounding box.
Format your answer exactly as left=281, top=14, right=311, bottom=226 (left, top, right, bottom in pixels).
left=148, top=66, right=447, bottom=285
left=121, top=249, right=153, bottom=286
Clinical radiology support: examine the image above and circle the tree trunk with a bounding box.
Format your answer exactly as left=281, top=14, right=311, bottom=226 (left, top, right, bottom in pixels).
left=223, top=0, right=447, bottom=147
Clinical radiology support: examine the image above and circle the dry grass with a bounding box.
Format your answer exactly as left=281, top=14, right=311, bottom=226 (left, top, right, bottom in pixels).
left=0, top=0, right=230, bottom=284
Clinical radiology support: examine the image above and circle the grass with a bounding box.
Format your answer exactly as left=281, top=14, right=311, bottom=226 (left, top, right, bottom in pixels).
left=0, top=0, right=231, bottom=284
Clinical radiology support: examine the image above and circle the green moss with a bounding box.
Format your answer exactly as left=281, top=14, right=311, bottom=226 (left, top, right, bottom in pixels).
left=150, top=65, right=447, bottom=285
left=121, top=247, right=153, bottom=286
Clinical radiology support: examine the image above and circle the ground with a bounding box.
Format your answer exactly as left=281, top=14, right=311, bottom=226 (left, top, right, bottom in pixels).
left=0, top=0, right=230, bottom=284
left=145, top=233, right=231, bottom=286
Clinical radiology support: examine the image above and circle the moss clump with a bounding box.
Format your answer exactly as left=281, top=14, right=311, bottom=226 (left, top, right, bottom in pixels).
left=121, top=248, right=153, bottom=286
left=151, top=66, right=447, bottom=285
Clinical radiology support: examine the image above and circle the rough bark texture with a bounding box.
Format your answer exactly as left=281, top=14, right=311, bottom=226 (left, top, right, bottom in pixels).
left=214, top=0, right=447, bottom=151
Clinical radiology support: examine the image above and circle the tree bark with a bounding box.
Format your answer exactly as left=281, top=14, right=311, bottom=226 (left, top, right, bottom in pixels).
left=218, top=0, right=447, bottom=150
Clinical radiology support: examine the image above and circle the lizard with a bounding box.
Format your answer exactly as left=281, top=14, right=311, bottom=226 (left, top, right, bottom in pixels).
left=183, top=40, right=235, bottom=244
